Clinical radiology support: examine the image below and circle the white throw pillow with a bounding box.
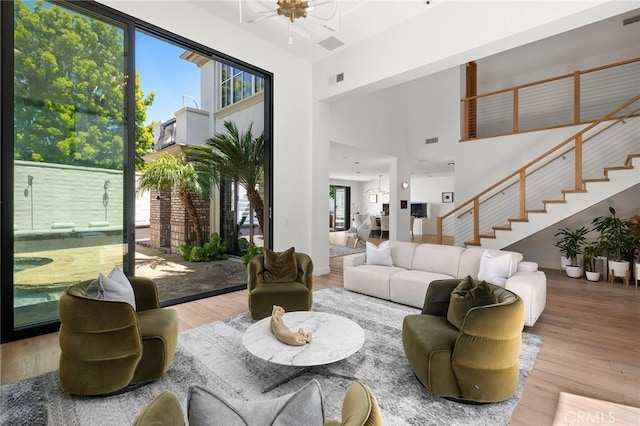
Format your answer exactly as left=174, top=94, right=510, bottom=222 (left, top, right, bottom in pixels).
left=86, top=267, right=136, bottom=309
left=366, top=241, right=394, bottom=266
left=477, top=250, right=513, bottom=286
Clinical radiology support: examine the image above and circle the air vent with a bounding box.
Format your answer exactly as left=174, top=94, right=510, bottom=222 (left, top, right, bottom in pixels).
left=336, top=73, right=344, bottom=83
left=623, top=15, right=640, bottom=26
left=425, top=137, right=439, bottom=144
left=318, top=36, right=345, bottom=51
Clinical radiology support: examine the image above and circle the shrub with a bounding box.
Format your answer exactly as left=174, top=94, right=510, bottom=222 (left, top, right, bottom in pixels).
left=241, top=243, right=263, bottom=267
left=180, top=233, right=228, bottom=262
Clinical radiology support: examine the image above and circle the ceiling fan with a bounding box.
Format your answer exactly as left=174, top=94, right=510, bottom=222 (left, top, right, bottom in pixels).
left=239, top=0, right=340, bottom=44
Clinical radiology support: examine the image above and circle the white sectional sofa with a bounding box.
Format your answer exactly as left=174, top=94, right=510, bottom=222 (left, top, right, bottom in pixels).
left=343, top=242, right=546, bottom=326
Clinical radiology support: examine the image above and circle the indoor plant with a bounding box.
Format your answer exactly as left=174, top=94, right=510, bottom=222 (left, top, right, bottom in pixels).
left=582, top=241, right=603, bottom=282
left=554, top=226, right=589, bottom=278
left=592, top=207, right=638, bottom=279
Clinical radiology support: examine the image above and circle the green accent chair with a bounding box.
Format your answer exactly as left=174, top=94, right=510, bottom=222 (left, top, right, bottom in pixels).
left=402, top=279, right=525, bottom=403
left=247, top=252, right=314, bottom=320
left=58, top=276, right=179, bottom=396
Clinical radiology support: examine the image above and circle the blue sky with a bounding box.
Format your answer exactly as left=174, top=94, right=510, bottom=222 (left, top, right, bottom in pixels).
left=135, top=32, right=201, bottom=125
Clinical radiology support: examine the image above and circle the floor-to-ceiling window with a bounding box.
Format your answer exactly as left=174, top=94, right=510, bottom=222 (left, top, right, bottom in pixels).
left=2, top=0, right=130, bottom=338
left=1, top=0, right=273, bottom=342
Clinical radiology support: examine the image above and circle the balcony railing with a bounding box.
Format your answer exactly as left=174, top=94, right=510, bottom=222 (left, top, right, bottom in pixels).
left=462, top=57, right=640, bottom=140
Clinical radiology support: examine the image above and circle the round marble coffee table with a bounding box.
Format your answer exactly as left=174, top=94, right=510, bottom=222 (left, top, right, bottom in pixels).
left=242, top=311, right=365, bottom=391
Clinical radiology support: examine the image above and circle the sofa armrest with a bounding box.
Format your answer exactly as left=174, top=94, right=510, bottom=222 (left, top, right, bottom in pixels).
left=517, top=261, right=538, bottom=273
left=422, top=279, right=461, bottom=316
left=343, top=252, right=366, bottom=268
left=505, top=271, right=547, bottom=327
left=129, top=276, right=160, bottom=311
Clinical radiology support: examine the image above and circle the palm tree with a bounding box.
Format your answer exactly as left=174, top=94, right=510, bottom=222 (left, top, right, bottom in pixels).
left=136, top=152, right=209, bottom=247
left=188, top=121, right=265, bottom=235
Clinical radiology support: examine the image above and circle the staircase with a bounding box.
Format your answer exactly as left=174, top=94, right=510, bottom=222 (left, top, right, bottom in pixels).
left=437, top=92, right=640, bottom=249
left=480, top=155, right=639, bottom=250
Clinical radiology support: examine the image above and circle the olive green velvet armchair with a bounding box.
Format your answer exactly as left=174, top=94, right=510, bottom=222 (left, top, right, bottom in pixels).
left=402, top=279, right=525, bottom=403
left=58, top=276, right=179, bottom=396
left=247, top=251, right=314, bottom=320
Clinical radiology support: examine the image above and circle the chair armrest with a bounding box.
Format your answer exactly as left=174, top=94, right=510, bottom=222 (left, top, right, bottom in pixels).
left=421, top=279, right=460, bottom=316
left=460, top=295, right=524, bottom=338
left=343, top=252, right=366, bottom=268
left=129, top=276, right=160, bottom=311
left=247, top=255, right=265, bottom=292
left=296, top=253, right=314, bottom=290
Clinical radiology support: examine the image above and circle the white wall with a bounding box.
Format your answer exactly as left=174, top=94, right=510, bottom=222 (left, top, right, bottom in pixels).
left=410, top=176, right=456, bottom=234
left=476, top=8, right=640, bottom=93
left=329, top=85, right=408, bottom=157
left=313, top=1, right=635, bottom=103
left=406, top=67, right=460, bottom=164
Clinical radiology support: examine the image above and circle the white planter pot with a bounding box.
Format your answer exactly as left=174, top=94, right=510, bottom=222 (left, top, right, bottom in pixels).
left=565, top=265, right=583, bottom=278
left=560, top=256, right=571, bottom=271
left=585, top=271, right=600, bottom=282
left=609, top=260, right=630, bottom=278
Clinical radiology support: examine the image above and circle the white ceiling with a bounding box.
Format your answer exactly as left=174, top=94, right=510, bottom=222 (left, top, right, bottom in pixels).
left=191, top=1, right=436, bottom=63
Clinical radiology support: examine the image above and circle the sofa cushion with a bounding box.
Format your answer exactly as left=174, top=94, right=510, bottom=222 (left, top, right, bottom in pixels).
left=188, top=379, right=325, bottom=426
left=447, top=276, right=498, bottom=330
left=344, top=265, right=407, bottom=300
left=477, top=250, right=515, bottom=286
left=411, top=244, right=464, bottom=277
left=389, top=241, right=419, bottom=270
left=86, top=267, right=136, bottom=310
left=366, top=241, right=393, bottom=266
left=390, top=270, right=455, bottom=308
left=263, top=247, right=298, bottom=283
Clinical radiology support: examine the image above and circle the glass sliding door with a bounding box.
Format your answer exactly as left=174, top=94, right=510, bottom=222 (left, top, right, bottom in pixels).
left=4, top=1, right=129, bottom=335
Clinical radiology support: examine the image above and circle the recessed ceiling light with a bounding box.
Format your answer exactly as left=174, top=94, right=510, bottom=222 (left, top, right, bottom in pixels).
left=354, top=161, right=360, bottom=164
left=447, top=162, right=455, bottom=166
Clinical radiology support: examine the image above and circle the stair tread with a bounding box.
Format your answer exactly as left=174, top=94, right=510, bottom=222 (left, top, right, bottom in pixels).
left=526, top=209, right=547, bottom=214
left=562, top=189, right=587, bottom=194
left=543, top=200, right=566, bottom=204
left=479, top=234, right=496, bottom=239
left=508, top=218, right=529, bottom=223
left=493, top=226, right=512, bottom=231
left=583, top=178, right=609, bottom=182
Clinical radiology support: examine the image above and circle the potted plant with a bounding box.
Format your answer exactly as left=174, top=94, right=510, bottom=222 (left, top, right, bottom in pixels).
left=592, top=207, right=638, bottom=279
left=554, top=226, right=589, bottom=278
left=582, top=241, right=603, bottom=282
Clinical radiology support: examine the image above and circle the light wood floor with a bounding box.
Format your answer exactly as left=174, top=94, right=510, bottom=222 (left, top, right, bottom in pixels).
left=2, top=233, right=639, bottom=425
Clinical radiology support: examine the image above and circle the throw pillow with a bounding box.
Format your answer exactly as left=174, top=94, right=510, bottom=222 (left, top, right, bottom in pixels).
left=187, top=379, right=325, bottom=426
left=365, top=241, right=394, bottom=266
left=477, top=250, right=513, bottom=286
left=263, top=247, right=298, bottom=283
left=86, top=267, right=136, bottom=310
left=447, top=276, right=498, bottom=330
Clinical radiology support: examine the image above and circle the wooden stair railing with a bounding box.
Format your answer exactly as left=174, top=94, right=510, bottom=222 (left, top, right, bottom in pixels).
left=437, top=93, right=640, bottom=247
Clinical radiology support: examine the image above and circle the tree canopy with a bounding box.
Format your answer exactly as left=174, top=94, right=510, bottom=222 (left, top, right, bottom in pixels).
left=14, top=0, right=155, bottom=171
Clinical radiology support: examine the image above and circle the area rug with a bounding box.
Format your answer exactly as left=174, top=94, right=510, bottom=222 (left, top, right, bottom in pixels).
left=0, top=287, right=543, bottom=425
left=329, top=244, right=365, bottom=257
